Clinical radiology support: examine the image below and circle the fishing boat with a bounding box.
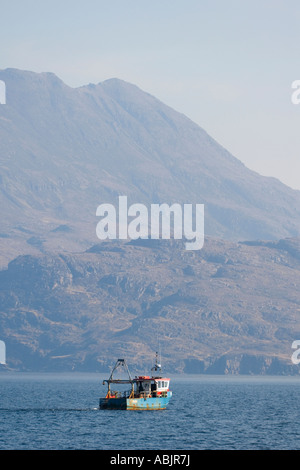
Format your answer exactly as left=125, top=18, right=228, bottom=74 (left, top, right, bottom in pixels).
left=99, top=354, right=172, bottom=410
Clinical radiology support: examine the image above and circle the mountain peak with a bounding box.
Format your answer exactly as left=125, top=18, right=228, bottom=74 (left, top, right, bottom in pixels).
left=0, top=67, right=65, bottom=85
left=1, top=68, right=300, bottom=266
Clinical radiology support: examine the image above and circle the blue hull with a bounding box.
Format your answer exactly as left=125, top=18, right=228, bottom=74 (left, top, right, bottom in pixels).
left=100, top=392, right=172, bottom=410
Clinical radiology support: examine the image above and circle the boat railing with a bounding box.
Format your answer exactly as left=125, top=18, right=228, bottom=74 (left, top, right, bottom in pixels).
left=136, top=391, right=153, bottom=399
left=108, top=389, right=134, bottom=399
left=106, top=389, right=169, bottom=399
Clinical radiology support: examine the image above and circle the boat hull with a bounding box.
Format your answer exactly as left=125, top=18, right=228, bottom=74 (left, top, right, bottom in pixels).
left=100, top=392, right=172, bottom=410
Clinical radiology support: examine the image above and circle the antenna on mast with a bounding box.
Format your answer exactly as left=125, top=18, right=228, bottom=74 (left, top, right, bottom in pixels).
left=151, top=351, right=162, bottom=375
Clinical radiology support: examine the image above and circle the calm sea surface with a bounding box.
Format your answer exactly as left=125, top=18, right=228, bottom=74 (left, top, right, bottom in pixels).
left=0, top=373, right=300, bottom=450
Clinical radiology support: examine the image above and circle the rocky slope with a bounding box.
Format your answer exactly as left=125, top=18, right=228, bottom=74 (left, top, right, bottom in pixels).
left=1, top=68, right=300, bottom=375
left=1, top=237, right=300, bottom=374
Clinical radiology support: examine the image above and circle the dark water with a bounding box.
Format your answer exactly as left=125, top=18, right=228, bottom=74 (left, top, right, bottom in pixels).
left=0, top=373, right=300, bottom=450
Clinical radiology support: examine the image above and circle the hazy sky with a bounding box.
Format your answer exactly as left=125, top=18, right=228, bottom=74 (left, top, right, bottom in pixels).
left=1, top=0, right=300, bottom=189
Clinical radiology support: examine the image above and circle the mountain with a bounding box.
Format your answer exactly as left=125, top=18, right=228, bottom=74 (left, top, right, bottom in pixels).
left=1, top=68, right=300, bottom=267
left=1, top=68, right=300, bottom=375
left=0, top=237, right=299, bottom=374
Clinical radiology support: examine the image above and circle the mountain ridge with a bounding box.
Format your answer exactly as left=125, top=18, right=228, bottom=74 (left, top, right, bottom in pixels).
left=1, top=68, right=300, bottom=268
left=1, top=69, right=300, bottom=374
left=1, top=236, right=300, bottom=374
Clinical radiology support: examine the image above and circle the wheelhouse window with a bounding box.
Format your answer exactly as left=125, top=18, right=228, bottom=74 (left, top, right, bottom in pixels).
left=144, top=382, right=150, bottom=392
left=156, top=380, right=169, bottom=390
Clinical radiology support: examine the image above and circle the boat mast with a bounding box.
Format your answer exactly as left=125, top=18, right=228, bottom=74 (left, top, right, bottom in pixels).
left=108, top=358, right=133, bottom=382
left=151, top=351, right=162, bottom=376
left=103, top=358, right=134, bottom=397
